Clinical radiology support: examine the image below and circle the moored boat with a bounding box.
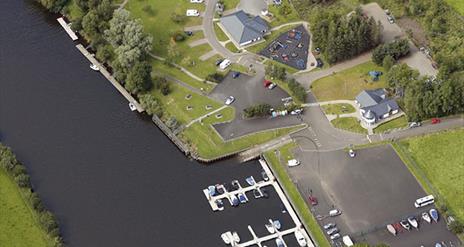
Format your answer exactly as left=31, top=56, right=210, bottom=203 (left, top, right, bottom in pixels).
left=215, top=199, right=224, bottom=211
left=273, top=220, right=282, bottom=230
left=221, top=231, right=232, bottom=244
left=230, top=194, right=239, bottom=207
left=422, top=212, right=431, bottom=223
left=232, top=231, right=240, bottom=243
left=238, top=193, right=248, bottom=203
left=253, top=188, right=263, bottom=199
left=245, top=176, right=256, bottom=186
left=90, top=63, right=99, bottom=71
left=387, top=224, right=396, bottom=236
left=408, top=217, right=418, bottom=229
left=430, top=208, right=439, bottom=222
left=265, top=223, right=275, bottom=234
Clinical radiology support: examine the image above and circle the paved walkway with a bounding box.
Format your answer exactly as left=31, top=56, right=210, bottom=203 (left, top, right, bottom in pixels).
left=302, top=99, right=357, bottom=108
left=186, top=105, right=228, bottom=127
left=188, top=38, right=208, bottom=47
left=199, top=49, right=219, bottom=61
left=270, top=21, right=308, bottom=32
left=149, top=52, right=213, bottom=83
left=184, top=25, right=204, bottom=32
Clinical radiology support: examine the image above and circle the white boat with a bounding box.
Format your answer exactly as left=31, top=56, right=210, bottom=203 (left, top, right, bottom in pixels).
left=387, top=224, right=396, bottom=236
left=430, top=208, right=439, bottom=222
left=230, top=194, right=239, bottom=207
left=221, top=231, right=233, bottom=244
left=294, top=230, right=307, bottom=246
left=422, top=212, right=431, bottom=223
left=90, top=63, right=99, bottom=71
left=253, top=188, right=263, bottom=199
left=276, top=238, right=286, bottom=247
left=245, top=176, right=256, bottom=186
left=408, top=217, right=419, bottom=229
left=265, top=223, right=275, bottom=234
left=273, top=220, right=282, bottom=230
left=129, top=102, right=137, bottom=111
left=215, top=199, right=224, bottom=211
left=238, top=193, right=248, bottom=203
left=232, top=232, right=240, bottom=243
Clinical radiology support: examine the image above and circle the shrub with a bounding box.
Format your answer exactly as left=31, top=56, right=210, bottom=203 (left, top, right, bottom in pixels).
left=206, top=73, right=225, bottom=83
left=15, top=174, right=31, bottom=188
left=243, top=104, right=272, bottom=118
left=172, top=31, right=186, bottom=42
left=372, top=39, right=410, bottom=65
left=139, top=94, right=163, bottom=117
left=449, top=220, right=464, bottom=234
left=171, top=13, right=186, bottom=24
left=265, top=64, right=286, bottom=81
left=287, top=78, right=307, bottom=102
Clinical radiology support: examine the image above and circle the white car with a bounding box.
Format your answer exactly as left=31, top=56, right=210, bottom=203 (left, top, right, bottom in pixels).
left=225, top=96, right=235, bottom=105
left=190, top=0, right=204, bottom=3
left=186, top=9, right=200, bottom=17
left=287, top=159, right=300, bottom=167
left=348, top=149, right=356, bottom=158
left=294, top=230, right=307, bottom=247
left=290, top=109, right=303, bottom=115
left=330, top=233, right=341, bottom=240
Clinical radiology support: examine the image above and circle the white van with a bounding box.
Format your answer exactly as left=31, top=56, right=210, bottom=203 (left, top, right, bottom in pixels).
left=329, top=209, right=341, bottom=217
left=342, top=235, right=354, bottom=246
left=186, top=9, right=200, bottom=17
left=219, top=59, right=231, bottom=70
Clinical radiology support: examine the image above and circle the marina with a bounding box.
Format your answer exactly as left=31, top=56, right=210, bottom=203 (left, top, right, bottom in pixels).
left=203, top=159, right=315, bottom=247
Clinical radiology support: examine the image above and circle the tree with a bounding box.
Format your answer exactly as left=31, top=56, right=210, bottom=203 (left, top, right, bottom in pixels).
left=139, top=94, right=163, bottom=116
left=82, top=10, right=100, bottom=38
left=15, top=174, right=31, bottom=187
left=449, top=220, right=464, bottom=234
left=265, top=64, right=286, bottom=80
left=37, top=0, right=68, bottom=13
left=372, top=39, right=410, bottom=65
left=125, top=61, right=153, bottom=94
left=244, top=104, right=272, bottom=118
left=382, top=55, right=395, bottom=71
left=288, top=78, right=307, bottom=102
left=96, top=44, right=113, bottom=62
left=386, top=63, right=419, bottom=89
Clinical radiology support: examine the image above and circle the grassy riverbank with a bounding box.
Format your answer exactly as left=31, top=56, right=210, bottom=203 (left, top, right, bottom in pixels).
left=264, top=143, right=330, bottom=247
left=0, top=170, right=54, bottom=247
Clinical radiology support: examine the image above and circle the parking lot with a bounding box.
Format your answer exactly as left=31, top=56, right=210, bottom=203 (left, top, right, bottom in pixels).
left=286, top=144, right=459, bottom=246
left=259, top=25, right=310, bottom=70
left=210, top=72, right=302, bottom=140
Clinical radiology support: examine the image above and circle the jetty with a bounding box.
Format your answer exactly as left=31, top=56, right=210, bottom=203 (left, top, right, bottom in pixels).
left=57, top=17, right=78, bottom=41
left=76, top=44, right=144, bottom=113
left=236, top=225, right=303, bottom=247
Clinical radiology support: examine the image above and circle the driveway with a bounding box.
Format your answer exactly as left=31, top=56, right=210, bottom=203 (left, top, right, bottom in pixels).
left=237, top=0, right=267, bottom=16
left=362, top=3, right=437, bottom=76
left=203, top=0, right=235, bottom=59
left=210, top=72, right=302, bottom=140
left=288, top=145, right=459, bottom=247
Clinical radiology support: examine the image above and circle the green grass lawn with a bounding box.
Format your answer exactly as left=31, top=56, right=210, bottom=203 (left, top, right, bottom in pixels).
left=374, top=115, right=408, bottom=133
left=225, top=42, right=239, bottom=53
left=214, top=22, right=229, bottom=42
left=264, top=143, right=330, bottom=247
left=222, top=0, right=240, bottom=10
left=151, top=59, right=216, bottom=93
left=331, top=117, right=367, bottom=134
left=150, top=83, right=225, bottom=124
left=322, top=103, right=356, bottom=115
left=393, top=129, right=464, bottom=223
left=445, top=0, right=464, bottom=15
left=182, top=123, right=304, bottom=160
left=0, top=170, right=53, bottom=247
left=311, top=61, right=387, bottom=101
left=267, top=0, right=301, bottom=28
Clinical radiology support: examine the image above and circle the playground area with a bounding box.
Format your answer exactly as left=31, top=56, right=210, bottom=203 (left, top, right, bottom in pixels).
left=259, top=25, right=310, bottom=70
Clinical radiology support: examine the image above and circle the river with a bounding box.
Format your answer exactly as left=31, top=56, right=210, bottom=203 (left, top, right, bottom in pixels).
left=0, top=1, right=297, bottom=246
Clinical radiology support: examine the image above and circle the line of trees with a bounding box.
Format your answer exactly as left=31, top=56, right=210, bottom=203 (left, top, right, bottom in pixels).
left=243, top=104, right=272, bottom=118
left=386, top=64, right=464, bottom=121
left=311, top=8, right=381, bottom=64
left=0, top=144, right=63, bottom=247
left=372, top=39, right=410, bottom=65
left=265, top=64, right=307, bottom=102
left=36, top=0, right=68, bottom=13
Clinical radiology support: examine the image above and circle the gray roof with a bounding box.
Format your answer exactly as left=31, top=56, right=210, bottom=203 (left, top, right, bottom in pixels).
left=362, top=99, right=399, bottom=118
left=220, top=10, right=268, bottom=45
left=356, top=89, right=386, bottom=108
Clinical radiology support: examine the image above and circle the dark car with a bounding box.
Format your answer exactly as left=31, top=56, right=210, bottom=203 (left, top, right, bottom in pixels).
left=316, top=58, right=324, bottom=68
left=232, top=71, right=240, bottom=78
left=184, top=31, right=193, bottom=36
left=215, top=59, right=224, bottom=66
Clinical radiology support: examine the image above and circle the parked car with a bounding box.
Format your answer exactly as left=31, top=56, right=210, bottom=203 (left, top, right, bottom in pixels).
left=287, top=159, right=301, bottom=167
left=329, top=209, right=341, bottom=217
left=330, top=233, right=341, bottom=240
left=184, top=31, right=193, bottom=36
left=387, top=15, right=395, bottom=24
left=186, top=9, right=200, bottom=17
left=327, top=227, right=339, bottom=235
left=190, top=0, right=204, bottom=3
left=308, top=195, right=318, bottom=206
left=290, top=109, right=303, bottom=115
left=316, top=58, right=323, bottom=68
left=323, top=223, right=336, bottom=230
left=431, top=118, right=441, bottom=124
left=348, top=149, right=356, bottom=158
left=268, top=83, right=277, bottom=90
left=263, top=79, right=273, bottom=88
left=232, top=71, right=240, bottom=78
left=224, top=96, right=235, bottom=105
left=409, top=122, right=422, bottom=128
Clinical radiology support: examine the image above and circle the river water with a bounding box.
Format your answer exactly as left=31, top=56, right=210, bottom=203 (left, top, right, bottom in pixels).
left=0, top=1, right=297, bottom=246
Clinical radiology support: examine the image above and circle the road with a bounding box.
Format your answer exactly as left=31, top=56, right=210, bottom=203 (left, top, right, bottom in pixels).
left=203, top=0, right=235, bottom=59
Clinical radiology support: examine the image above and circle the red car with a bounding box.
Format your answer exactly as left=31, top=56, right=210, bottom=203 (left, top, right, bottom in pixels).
left=263, top=79, right=272, bottom=88
left=308, top=196, right=318, bottom=206
left=431, top=118, right=441, bottom=124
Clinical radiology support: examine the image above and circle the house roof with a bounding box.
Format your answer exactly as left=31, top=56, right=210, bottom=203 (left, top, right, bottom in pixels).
left=356, top=89, right=386, bottom=108
left=362, top=99, right=399, bottom=118
left=220, top=10, right=268, bottom=45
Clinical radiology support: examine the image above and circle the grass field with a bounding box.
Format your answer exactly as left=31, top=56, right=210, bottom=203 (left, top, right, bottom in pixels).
left=225, top=42, right=239, bottom=53
left=311, top=62, right=387, bottom=101
left=264, top=143, right=330, bottom=247
left=183, top=123, right=304, bottom=160
left=322, top=103, right=356, bottom=115
left=0, top=170, right=53, bottom=247
left=267, top=0, right=301, bottom=28
left=331, top=117, right=367, bottom=134
left=374, top=115, right=408, bottom=133
left=214, top=22, right=229, bottom=42
left=394, top=129, right=464, bottom=222
left=446, top=0, right=464, bottom=15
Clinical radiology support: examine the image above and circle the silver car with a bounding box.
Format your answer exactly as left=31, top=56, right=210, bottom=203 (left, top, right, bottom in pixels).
left=327, top=227, right=339, bottom=235
left=225, top=96, right=235, bottom=105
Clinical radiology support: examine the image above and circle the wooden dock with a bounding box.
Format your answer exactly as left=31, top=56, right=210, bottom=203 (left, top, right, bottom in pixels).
left=57, top=17, right=78, bottom=41
left=75, top=44, right=144, bottom=113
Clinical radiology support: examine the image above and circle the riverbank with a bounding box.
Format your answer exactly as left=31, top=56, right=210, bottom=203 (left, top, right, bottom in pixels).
left=0, top=144, right=62, bottom=247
